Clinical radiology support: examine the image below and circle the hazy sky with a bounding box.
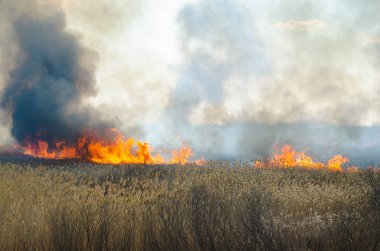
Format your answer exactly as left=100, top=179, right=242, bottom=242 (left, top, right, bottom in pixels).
left=31, top=0, right=377, bottom=126
left=2, top=0, right=380, bottom=161
left=59, top=0, right=380, bottom=127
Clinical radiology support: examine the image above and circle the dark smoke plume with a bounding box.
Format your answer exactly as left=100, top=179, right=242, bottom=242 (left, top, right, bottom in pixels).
left=2, top=11, right=107, bottom=146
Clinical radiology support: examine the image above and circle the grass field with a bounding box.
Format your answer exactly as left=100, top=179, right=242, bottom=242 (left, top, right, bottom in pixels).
left=0, top=160, right=379, bottom=251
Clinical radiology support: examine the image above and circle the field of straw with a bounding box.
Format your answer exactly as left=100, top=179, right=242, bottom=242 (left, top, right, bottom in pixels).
left=0, top=160, right=379, bottom=251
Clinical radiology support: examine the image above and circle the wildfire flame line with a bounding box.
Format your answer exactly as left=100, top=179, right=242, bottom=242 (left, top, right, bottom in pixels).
left=23, top=128, right=194, bottom=165
left=254, top=145, right=349, bottom=172
left=23, top=132, right=352, bottom=171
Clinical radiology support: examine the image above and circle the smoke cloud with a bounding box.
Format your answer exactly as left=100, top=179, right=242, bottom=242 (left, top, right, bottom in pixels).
left=2, top=0, right=380, bottom=163
left=175, top=0, right=380, bottom=127
left=165, top=0, right=380, bottom=162
left=1, top=2, right=109, bottom=146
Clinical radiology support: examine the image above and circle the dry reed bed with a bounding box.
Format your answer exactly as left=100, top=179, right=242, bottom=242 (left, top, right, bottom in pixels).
left=0, top=162, right=379, bottom=251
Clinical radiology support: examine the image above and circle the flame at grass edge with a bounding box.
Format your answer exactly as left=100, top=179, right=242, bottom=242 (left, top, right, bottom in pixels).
left=254, top=145, right=349, bottom=172
left=23, top=128, right=195, bottom=165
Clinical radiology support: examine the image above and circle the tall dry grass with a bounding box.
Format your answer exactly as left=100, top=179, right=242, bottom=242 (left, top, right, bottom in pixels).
left=0, top=161, right=379, bottom=251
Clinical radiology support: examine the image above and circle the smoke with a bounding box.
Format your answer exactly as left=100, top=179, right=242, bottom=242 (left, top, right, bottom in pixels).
left=175, top=0, right=267, bottom=113
left=150, top=0, right=268, bottom=154
left=157, top=0, right=380, bottom=162
left=174, top=0, right=380, bottom=127
left=1, top=1, right=110, bottom=146
left=1, top=0, right=380, bottom=163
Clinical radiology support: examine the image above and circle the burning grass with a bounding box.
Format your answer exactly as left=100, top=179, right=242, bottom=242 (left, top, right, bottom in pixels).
left=22, top=128, right=195, bottom=165
left=254, top=145, right=350, bottom=172
left=0, top=160, right=379, bottom=251
left=21, top=140, right=355, bottom=173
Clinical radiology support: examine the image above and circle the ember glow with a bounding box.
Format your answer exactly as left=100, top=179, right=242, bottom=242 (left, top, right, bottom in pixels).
left=23, top=128, right=194, bottom=165
left=255, top=145, right=349, bottom=172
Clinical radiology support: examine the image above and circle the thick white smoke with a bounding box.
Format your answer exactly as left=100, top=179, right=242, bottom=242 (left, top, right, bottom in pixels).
left=2, top=0, right=380, bottom=164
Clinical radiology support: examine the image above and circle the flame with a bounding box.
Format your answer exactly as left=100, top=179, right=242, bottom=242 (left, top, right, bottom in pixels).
left=194, top=156, right=206, bottom=166
left=327, top=155, right=349, bottom=172
left=255, top=145, right=349, bottom=172
left=22, top=134, right=352, bottom=171
left=170, top=145, right=194, bottom=165
left=22, top=128, right=194, bottom=165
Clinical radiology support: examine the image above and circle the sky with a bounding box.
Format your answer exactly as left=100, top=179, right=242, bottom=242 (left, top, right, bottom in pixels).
left=2, top=0, right=380, bottom=163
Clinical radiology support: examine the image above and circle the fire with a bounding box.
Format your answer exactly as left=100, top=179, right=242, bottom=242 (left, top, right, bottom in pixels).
left=170, top=146, right=194, bottom=165
left=23, top=128, right=194, bottom=165
left=255, top=145, right=349, bottom=172
left=25, top=140, right=61, bottom=159
left=327, top=155, right=349, bottom=172
left=23, top=134, right=352, bottom=171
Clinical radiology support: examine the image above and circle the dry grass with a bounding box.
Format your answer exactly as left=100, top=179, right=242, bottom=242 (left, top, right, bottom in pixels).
left=0, top=160, right=379, bottom=251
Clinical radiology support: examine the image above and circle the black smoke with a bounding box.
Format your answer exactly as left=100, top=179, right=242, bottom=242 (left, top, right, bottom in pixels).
left=2, top=11, right=107, bottom=147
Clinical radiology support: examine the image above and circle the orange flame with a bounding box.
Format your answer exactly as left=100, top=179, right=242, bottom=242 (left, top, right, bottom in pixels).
left=23, top=128, right=194, bottom=165
left=170, top=146, right=194, bottom=165
left=255, top=145, right=349, bottom=172
left=327, top=155, right=349, bottom=172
